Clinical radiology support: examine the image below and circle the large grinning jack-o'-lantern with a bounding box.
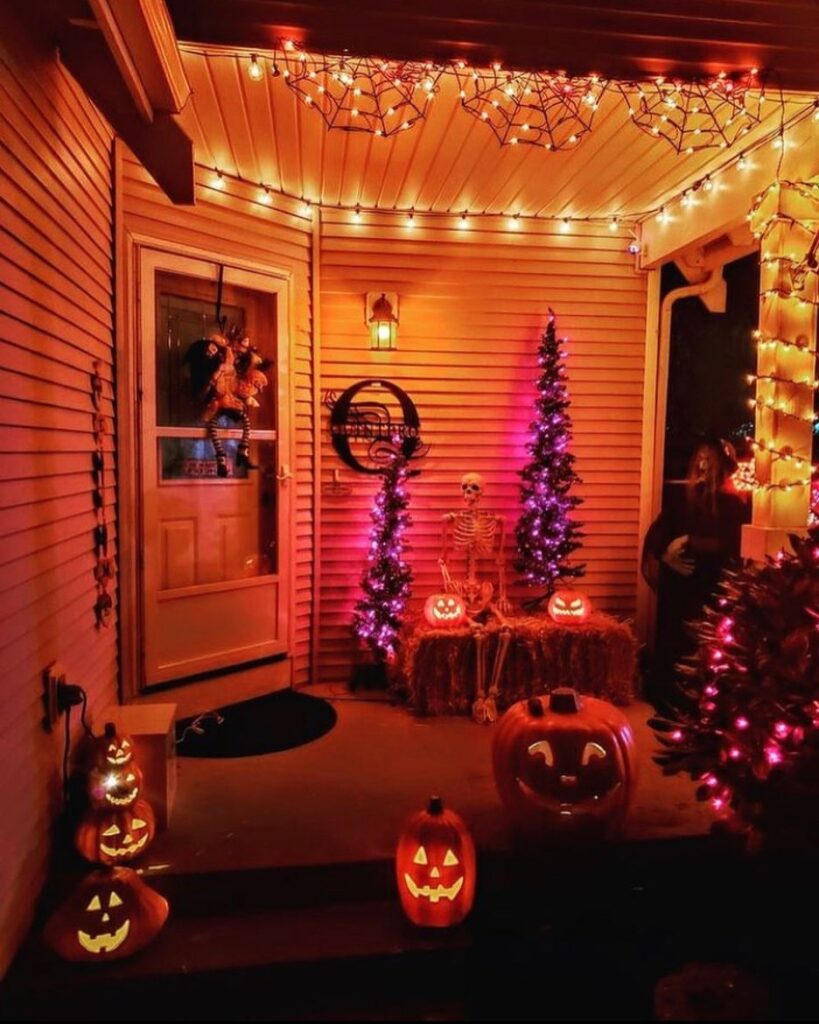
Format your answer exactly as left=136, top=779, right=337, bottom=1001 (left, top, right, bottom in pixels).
left=44, top=867, right=168, bottom=962
left=395, top=796, right=476, bottom=927
left=423, top=593, right=468, bottom=628
left=75, top=799, right=156, bottom=866
left=547, top=588, right=593, bottom=624
left=492, top=689, right=636, bottom=843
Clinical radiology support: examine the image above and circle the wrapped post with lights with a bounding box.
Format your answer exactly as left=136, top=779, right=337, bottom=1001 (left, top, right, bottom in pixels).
left=744, top=179, right=819, bottom=560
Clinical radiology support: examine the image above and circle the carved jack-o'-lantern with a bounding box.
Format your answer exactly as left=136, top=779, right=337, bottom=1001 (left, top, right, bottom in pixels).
left=395, top=796, right=476, bottom=927
left=492, top=689, right=636, bottom=843
left=423, top=593, right=468, bottom=628
left=88, top=764, right=143, bottom=810
left=547, top=589, right=593, bottom=624
left=75, top=800, right=156, bottom=866
left=44, top=867, right=168, bottom=962
left=93, top=722, right=135, bottom=769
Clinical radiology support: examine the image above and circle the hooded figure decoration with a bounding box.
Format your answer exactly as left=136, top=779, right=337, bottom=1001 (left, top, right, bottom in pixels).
left=641, top=436, right=748, bottom=707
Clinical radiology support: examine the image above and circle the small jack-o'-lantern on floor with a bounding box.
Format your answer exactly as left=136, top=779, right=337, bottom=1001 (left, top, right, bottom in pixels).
left=547, top=588, right=592, bottom=624
left=87, top=764, right=143, bottom=810
left=92, top=722, right=135, bottom=769
left=75, top=800, right=156, bottom=866
left=44, top=867, right=168, bottom=962
left=424, top=593, right=468, bottom=629
left=492, top=689, right=636, bottom=843
left=395, top=796, right=476, bottom=927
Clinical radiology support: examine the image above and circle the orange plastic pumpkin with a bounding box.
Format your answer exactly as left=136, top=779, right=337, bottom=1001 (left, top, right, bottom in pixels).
left=547, top=588, right=593, bottom=624
left=423, top=593, right=468, bottom=628
left=92, top=722, right=135, bottom=769
left=75, top=800, right=156, bottom=866
left=492, top=689, right=636, bottom=843
left=44, top=867, right=168, bottom=962
left=88, top=764, right=143, bottom=810
left=395, top=796, right=476, bottom=927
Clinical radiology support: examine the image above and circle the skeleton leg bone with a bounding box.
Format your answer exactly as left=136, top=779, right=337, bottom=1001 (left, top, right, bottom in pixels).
left=471, top=627, right=490, bottom=724
left=482, top=626, right=512, bottom=724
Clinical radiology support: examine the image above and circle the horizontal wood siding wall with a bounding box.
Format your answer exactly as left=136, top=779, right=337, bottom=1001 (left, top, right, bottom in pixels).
left=0, top=11, right=116, bottom=974
left=317, top=214, right=648, bottom=682
left=120, top=157, right=314, bottom=683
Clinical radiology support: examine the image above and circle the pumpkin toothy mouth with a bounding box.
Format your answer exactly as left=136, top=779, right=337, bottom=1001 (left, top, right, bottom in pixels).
left=432, top=610, right=462, bottom=621
left=77, top=919, right=130, bottom=954
left=100, top=834, right=148, bottom=859
left=107, top=754, right=131, bottom=766
left=403, top=874, right=464, bottom=903
left=106, top=788, right=139, bottom=807
left=515, top=777, right=619, bottom=814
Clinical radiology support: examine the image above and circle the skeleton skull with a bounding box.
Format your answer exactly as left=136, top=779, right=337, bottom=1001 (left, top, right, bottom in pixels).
left=461, top=472, right=485, bottom=507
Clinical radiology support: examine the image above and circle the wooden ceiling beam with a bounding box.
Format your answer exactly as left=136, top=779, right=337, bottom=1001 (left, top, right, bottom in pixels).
left=59, top=20, right=195, bottom=204
left=167, top=0, right=819, bottom=90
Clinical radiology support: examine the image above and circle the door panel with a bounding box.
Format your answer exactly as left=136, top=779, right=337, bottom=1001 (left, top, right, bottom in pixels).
left=139, top=252, right=291, bottom=686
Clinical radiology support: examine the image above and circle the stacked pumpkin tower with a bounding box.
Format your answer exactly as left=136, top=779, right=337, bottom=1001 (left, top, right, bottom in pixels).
left=75, top=723, right=156, bottom=866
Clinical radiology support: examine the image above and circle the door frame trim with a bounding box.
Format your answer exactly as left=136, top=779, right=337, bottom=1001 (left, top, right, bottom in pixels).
left=116, top=226, right=297, bottom=699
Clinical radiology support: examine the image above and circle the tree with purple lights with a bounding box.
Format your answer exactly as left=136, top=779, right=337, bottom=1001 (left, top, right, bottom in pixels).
left=652, top=527, right=819, bottom=851
left=515, top=310, right=584, bottom=600
left=352, top=453, right=413, bottom=664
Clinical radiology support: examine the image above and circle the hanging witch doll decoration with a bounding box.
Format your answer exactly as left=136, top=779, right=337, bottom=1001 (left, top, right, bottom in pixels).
left=184, top=324, right=271, bottom=478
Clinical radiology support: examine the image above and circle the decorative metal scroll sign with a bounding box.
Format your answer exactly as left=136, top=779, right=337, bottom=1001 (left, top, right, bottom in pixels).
left=326, top=378, right=428, bottom=474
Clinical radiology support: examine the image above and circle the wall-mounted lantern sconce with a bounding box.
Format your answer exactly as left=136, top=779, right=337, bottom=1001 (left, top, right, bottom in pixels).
left=366, top=292, right=399, bottom=351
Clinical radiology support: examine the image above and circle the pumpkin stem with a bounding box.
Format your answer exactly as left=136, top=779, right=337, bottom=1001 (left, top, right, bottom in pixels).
left=104, top=721, right=116, bottom=737
left=427, top=796, right=444, bottom=816
left=550, top=688, right=582, bottom=714
left=527, top=697, right=545, bottom=717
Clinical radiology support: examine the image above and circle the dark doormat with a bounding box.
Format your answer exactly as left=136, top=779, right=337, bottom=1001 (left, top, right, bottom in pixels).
left=175, top=689, right=338, bottom=758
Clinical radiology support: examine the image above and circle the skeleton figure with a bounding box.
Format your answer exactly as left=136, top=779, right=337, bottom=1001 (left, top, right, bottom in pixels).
left=439, top=472, right=512, bottom=724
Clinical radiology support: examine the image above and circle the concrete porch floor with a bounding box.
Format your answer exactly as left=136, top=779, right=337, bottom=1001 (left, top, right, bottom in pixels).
left=143, top=688, right=713, bottom=878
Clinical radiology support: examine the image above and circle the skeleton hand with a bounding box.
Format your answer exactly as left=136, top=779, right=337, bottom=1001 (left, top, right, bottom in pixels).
left=495, top=596, right=511, bottom=615
left=662, top=535, right=695, bottom=577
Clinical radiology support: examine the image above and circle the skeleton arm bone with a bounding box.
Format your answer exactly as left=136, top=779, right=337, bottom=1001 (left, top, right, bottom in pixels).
left=493, top=514, right=510, bottom=613
left=439, top=512, right=456, bottom=590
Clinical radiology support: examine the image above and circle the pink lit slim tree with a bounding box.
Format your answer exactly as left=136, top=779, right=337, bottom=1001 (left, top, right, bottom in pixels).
left=515, top=310, right=584, bottom=604
left=352, top=453, right=413, bottom=675
left=652, top=527, right=819, bottom=851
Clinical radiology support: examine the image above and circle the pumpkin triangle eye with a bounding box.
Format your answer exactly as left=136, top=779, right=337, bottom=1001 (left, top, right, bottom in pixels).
left=131, top=818, right=147, bottom=830
left=570, top=599, right=583, bottom=609
left=528, top=740, right=555, bottom=766
left=582, top=742, right=607, bottom=764
left=86, top=895, right=102, bottom=911
left=102, top=825, right=121, bottom=837
left=412, top=846, right=428, bottom=865
left=121, top=740, right=130, bottom=750
left=443, top=849, right=459, bottom=866
left=109, top=892, right=123, bottom=908
left=556, top=598, right=567, bottom=608
left=126, top=774, right=135, bottom=783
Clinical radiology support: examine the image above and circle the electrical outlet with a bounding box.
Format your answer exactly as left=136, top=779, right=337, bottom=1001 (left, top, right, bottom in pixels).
left=42, top=661, right=66, bottom=732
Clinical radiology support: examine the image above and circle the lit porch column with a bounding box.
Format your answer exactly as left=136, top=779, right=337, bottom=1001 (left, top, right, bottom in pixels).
left=742, top=180, right=819, bottom=560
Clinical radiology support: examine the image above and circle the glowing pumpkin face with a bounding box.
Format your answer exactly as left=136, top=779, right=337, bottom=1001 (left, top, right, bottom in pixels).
left=547, top=589, right=592, bottom=624
left=75, top=799, right=156, bottom=866
left=492, top=689, right=636, bottom=843
left=423, top=593, right=468, bottom=628
left=94, top=722, right=134, bottom=768
left=88, top=764, right=143, bottom=810
left=395, top=797, right=476, bottom=927
left=44, top=867, right=169, bottom=962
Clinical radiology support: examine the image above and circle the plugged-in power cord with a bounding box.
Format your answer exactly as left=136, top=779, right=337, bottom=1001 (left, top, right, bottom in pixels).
left=58, top=683, right=94, bottom=802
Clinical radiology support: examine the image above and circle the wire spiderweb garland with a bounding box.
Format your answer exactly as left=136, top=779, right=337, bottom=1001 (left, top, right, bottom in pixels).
left=454, top=63, right=607, bottom=150
left=617, top=70, right=765, bottom=153
left=279, top=43, right=443, bottom=137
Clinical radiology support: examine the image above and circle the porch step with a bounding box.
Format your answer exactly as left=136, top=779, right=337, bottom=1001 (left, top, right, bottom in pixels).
left=4, top=838, right=819, bottom=1020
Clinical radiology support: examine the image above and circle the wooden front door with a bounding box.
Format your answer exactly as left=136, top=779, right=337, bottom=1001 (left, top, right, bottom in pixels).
left=138, top=249, right=292, bottom=686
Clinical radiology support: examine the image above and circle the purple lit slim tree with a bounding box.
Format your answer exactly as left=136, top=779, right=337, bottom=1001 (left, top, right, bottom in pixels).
left=352, top=453, right=413, bottom=666
left=515, top=310, right=584, bottom=601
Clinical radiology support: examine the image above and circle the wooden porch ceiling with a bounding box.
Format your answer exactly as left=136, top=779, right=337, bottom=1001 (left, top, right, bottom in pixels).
left=167, top=0, right=819, bottom=92
left=173, top=45, right=812, bottom=220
